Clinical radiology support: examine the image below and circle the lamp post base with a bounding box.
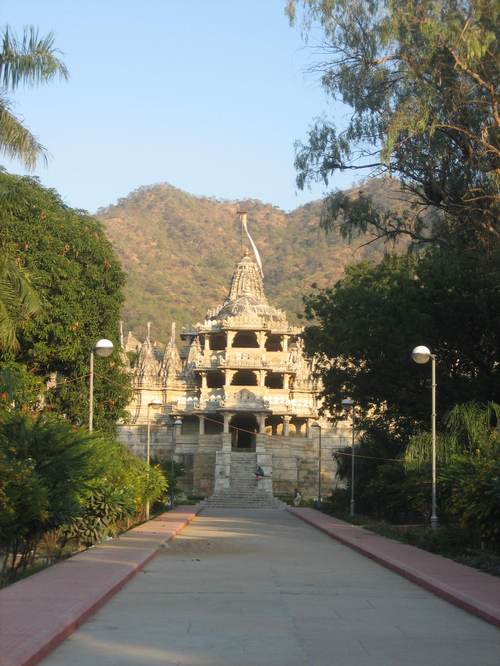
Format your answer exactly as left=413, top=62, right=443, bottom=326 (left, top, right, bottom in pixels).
left=350, top=499, right=355, bottom=517
left=430, top=514, right=438, bottom=531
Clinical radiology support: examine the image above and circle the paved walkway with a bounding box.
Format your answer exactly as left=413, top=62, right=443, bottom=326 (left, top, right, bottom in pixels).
left=41, top=509, right=500, bottom=666
left=0, top=507, right=201, bottom=666
left=289, top=507, right=500, bottom=627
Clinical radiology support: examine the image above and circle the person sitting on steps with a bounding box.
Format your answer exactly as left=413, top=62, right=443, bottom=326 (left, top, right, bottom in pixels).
left=255, top=465, right=264, bottom=480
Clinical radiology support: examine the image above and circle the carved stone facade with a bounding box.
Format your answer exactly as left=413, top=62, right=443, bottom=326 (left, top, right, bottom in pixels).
left=118, top=247, right=352, bottom=499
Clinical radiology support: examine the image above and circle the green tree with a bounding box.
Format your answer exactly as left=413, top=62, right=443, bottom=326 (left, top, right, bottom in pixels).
left=0, top=26, right=68, bottom=168
left=303, top=244, right=500, bottom=430
left=287, top=0, right=499, bottom=244
left=0, top=172, right=131, bottom=433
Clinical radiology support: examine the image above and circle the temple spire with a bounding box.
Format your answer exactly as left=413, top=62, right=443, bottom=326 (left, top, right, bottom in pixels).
left=227, top=254, right=267, bottom=305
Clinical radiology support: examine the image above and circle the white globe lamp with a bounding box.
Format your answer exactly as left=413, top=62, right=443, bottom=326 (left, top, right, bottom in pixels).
left=412, top=345, right=431, bottom=364
left=95, top=338, right=114, bottom=358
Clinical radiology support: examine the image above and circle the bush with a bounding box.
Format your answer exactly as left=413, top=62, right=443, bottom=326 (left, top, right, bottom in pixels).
left=440, top=455, right=500, bottom=548
left=0, top=411, right=167, bottom=582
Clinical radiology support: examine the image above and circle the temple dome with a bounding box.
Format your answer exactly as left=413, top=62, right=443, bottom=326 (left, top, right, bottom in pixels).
left=228, top=253, right=267, bottom=305
left=210, top=252, right=286, bottom=323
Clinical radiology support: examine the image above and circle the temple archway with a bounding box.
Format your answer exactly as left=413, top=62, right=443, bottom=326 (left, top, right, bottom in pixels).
left=205, top=414, right=223, bottom=434
left=232, top=331, right=259, bottom=348
left=231, top=370, right=258, bottom=386
left=209, top=332, right=226, bottom=350
left=231, top=413, right=258, bottom=451
left=265, top=334, right=282, bottom=352
left=265, top=372, right=284, bottom=389
left=207, top=370, right=224, bottom=388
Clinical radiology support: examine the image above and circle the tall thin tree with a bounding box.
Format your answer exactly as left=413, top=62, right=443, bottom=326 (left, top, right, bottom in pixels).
left=0, top=26, right=68, bottom=168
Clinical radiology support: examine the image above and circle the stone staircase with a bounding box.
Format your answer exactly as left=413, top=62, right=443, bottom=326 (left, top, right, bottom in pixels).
left=205, top=451, right=283, bottom=509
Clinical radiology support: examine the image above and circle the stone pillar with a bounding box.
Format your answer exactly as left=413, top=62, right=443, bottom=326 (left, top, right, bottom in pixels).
left=226, top=330, right=235, bottom=349
left=201, top=372, right=207, bottom=390
left=258, top=414, right=266, bottom=433
left=283, top=373, right=289, bottom=389
left=283, top=415, right=290, bottom=437
left=225, top=369, right=234, bottom=386
left=222, top=412, right=233, bottom=452
left=198, top=415, right=205, bottom=435
left=174, top=417, right=182, bottom=452
left=255, top=433, right=267, bottom=454
left=283, top=335, right=288, bottom=352
left=259, top=370, right=266, bottom=387
left=203, top=335, right=209, bottom=353
left=258, top=330, right=266, bottom=350
left=306, top=418, right=312, bottom=438
left=214, top=450, right=231, bottom=490
left=222, top=434, right=232, bottom=452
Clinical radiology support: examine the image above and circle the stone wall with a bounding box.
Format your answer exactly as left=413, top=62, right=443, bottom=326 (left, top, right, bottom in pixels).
left=117, top=424, right=350, bottom=500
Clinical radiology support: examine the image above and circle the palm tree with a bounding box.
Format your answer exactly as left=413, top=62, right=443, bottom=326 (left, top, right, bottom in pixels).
left=0, top=25, right=67, bottom=349
left=0, top=26, right=68, bottom=168
left=0, top=253, right=40, bottom=351
left=404, top=402, right=500, bottom=469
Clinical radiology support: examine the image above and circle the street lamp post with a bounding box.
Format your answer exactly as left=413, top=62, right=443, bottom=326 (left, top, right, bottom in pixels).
left=146, top=399, right=163, bottom=520
left=170, top=417, right=182, bottom=508
left=89, top=339, right=114, bottom=432
left=311, top=423, right=322, bottom=506
left=341, top=398, right=355, bottom=517
left=412, top=346, right=438, bottom=530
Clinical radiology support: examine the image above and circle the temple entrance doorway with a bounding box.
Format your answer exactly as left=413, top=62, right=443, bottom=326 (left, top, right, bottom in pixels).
left=231, top=413, right=258, bottom=451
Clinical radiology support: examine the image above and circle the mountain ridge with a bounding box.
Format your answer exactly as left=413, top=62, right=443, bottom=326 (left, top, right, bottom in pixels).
left=97, top=178, right=405, bottom=342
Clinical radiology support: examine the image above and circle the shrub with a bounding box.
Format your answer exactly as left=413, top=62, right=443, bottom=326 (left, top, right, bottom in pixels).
left=0, top=411, right=167, bottom=582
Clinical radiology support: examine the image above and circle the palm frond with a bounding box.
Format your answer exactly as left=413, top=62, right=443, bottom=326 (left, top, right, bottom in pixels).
left=445, top=402, right=490, bottom=452
left=0, top=98, right=46, bottom=169
left=0, top=26, right=69, bottom=91
left=487, top=402, right=500, bottom=426
left=0, top=289, right=17, bottom=350
left=404, top=431, right=460, bottom=470
left=405, top=401, right=500, bottom=469
left=0, top=253, right=41, bottom=351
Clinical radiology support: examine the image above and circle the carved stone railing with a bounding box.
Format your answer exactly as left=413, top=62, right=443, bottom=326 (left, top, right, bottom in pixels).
left=193, top=351, right=225, bottom=369
left=193, top=351, right=295, bottom=372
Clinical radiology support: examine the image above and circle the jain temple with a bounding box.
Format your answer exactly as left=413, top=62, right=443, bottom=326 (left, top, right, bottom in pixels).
left=118, top=214, right=352, bottom=505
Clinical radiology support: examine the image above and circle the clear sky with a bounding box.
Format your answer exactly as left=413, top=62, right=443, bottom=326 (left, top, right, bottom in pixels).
left=2, top=0, right=357, bottom=213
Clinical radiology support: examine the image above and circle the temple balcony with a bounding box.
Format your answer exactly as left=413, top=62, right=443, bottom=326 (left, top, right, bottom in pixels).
left=193, top=350, right=294, bottom=372
left=175, top=384, right=317, bottom=417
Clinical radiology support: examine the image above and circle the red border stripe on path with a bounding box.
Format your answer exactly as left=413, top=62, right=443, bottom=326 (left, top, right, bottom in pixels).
left=0, top=505, right=202, bottom=666
left=288, top=507, right=500, bottom=629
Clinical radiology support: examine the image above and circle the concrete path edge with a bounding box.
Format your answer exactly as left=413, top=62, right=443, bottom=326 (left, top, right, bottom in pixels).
left=0, top=505, right=202, bottom=666
left=288, top=507, right=500, bottom=629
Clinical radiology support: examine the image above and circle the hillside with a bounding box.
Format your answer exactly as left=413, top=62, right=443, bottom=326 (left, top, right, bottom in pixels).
left=97, top=178, right=406, bottom=341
